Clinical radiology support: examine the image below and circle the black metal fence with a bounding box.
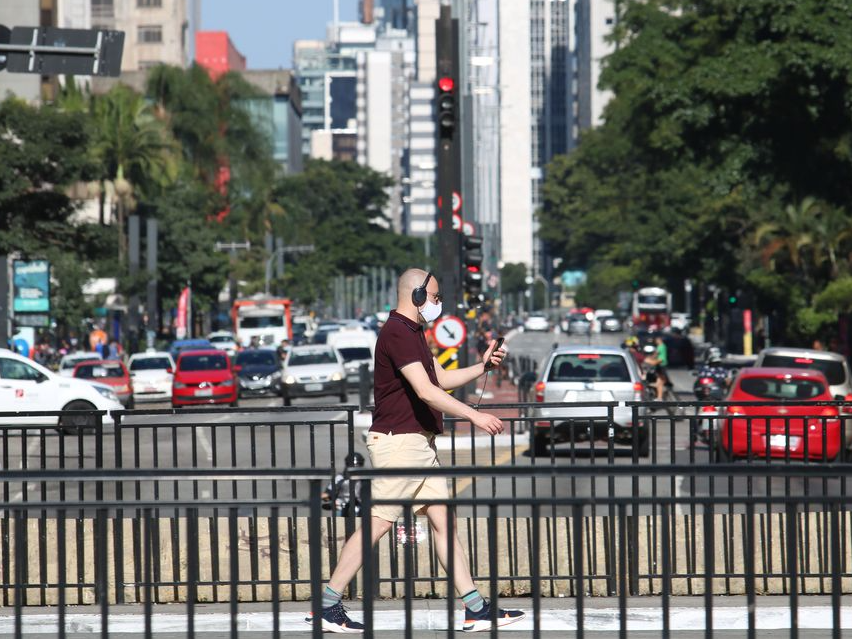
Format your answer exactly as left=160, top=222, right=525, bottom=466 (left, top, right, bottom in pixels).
left=2, top=465, right=852, bottom=638
left=2, top=400, right=852, bottom=636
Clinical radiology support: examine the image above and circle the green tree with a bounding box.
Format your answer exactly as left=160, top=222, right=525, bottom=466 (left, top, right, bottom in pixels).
left=90, top=84, right=176, bottom=262
left=540, top=0, right=852, bottom=343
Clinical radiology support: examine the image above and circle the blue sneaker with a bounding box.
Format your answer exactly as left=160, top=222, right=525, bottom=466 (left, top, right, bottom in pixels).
left=462, top=599, right=525, bottom=632
left=304, top=602, right=365, bottom=633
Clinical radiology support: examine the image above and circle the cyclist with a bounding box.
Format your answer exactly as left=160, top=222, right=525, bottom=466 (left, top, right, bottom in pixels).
left=642, top=335, right=669, bottom=400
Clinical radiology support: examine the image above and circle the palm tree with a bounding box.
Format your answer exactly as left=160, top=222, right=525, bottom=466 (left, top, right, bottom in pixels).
left=753, top=197, right=819, bottom=280
left=91, top=84, right=175, bottom=263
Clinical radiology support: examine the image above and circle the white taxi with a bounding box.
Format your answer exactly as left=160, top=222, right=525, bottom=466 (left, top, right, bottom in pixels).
left=0, top=348, right=123, bottom=429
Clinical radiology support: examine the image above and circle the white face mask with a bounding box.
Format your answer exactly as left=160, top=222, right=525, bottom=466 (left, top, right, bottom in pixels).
left=419, top=300, right=442, bottom=323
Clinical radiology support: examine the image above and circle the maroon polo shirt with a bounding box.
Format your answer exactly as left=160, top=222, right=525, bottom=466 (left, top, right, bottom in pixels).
left=370, top=310, right=443, bottom=435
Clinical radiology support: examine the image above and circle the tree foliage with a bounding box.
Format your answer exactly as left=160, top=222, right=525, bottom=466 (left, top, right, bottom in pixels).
left=540, top=0, right=852, bottom=342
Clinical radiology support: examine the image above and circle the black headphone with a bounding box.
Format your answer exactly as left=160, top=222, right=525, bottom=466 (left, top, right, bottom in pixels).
left=411, top=272, right=433, bottom=307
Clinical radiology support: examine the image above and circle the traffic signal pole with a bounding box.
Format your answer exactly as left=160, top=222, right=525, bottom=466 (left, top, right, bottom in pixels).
left=436, top=5, right=460, bottom=317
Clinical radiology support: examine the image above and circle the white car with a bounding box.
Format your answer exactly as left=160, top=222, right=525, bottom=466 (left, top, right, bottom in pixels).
left=127, top=351, right=176, bottom=403
left=524, top=314, right=550, bottom=332
left=0, top=348, right=123, bottom=429
left=58, top=351, right=101, bottom=377
left=282, top=345, right=348, bottom=406
left=670, top=313, right=691, bottom=332
left=208, top=331, right=238, bottom=357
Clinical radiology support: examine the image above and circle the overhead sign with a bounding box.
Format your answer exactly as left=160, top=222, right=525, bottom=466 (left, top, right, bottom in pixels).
left=3, top=26, right=124, bottom=77
left=13, top=260, right=50, bottom=313
left=433, top=315, right=467, bottom=349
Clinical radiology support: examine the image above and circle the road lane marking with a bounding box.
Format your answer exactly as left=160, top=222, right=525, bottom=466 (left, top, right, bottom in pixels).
left=10, top=437, right=42, bottom=503
left=450, top=442, right=527, bottom=498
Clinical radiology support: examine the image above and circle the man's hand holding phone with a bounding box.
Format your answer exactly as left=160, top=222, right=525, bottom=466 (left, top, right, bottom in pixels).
left=483, top=337, right=505, bottom=371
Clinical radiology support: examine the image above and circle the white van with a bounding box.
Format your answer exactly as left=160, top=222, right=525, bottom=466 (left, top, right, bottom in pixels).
left=328, top=331, right=377, bottom=387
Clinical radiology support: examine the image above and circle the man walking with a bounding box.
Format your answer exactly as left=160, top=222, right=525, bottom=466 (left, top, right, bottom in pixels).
left=308, top=268, right=525, bottom=633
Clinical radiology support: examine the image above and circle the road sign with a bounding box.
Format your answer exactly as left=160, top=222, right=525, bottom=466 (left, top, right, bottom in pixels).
left=452, top=191, right=462, bottom=213
left=437, top=347, right=459, bottom=371
left=2, top=26, right=124, bottom=77
left=462, top=220, right=475, bottom=236
left=433, top=315, right=466, bottom=349
left=452, top=213, right=462, bottom=231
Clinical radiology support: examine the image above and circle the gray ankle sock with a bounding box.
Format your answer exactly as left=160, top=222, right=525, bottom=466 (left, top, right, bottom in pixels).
left=322, top=585, right=343, bottom=610
left=462, top=589, right=485, bottom=612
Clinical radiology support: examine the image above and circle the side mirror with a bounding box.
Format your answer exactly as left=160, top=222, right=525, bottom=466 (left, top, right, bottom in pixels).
left=233, top=365, right=242, bottom=372
left=166, top=367, right=173, bottom=374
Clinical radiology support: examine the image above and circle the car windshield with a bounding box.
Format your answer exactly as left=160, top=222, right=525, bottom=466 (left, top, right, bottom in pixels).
left=76, top=364, right=124, bottom=379
left=209, top=335, right=233, bottom=344
left=761, top=355, right=846, bottom=386
left=338, top=347, right=372, bottom=362
left=179, top=354, right=229, bottom=371
left=240, top=316, right=284, bottom=329
left=738, top=376, right=825, bottom=400
left=288, top=351, right=338, bottom=366
left=548, top=354, right=631, bottom=382
left=638, top=294, right=666, bottom=305
left=130, top=357, right=171, bottom=371
left=237, top=351, right=278, bottom=366
left=62, top=356, right=98, bottom=369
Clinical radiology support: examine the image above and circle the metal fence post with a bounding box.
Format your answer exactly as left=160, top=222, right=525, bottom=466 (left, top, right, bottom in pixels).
left=309, top=480, right=324, bottom=639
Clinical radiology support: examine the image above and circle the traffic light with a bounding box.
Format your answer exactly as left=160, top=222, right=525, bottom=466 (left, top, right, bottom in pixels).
left=437, top=75, right=456, bottom=139
left=462, top=234, right=483, bottom=305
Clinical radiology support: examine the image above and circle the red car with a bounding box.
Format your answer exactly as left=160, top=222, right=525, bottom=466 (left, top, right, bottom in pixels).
left=72, top=359, right=134, bottom=408
left=171, top=349, right=239, bottom=408
left=717, top=367, right=841, bottom=461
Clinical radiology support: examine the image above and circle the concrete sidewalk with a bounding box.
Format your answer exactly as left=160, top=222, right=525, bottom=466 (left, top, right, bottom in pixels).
left=5, top=596, right=850, bottom=637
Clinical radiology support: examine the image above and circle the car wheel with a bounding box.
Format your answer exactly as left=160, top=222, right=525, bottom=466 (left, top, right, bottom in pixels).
left=126, top=398, right=135, bottom=411
left=283, top=395, right=292, bottom=407
left=715, top=438, right=732, bottom=463
left=636, top=430, right=650, bottom=457
left=339, top=389, right=348, bottom=403
left=532, top=434, right=549, bottom=457
left=59, top=400, right=98, bottom=434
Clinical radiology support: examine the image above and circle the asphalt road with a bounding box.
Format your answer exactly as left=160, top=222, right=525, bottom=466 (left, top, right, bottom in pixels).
left=3, top=330, right=848, bottom=514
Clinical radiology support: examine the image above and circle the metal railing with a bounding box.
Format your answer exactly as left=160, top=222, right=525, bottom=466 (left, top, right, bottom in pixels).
left=1, top=465, right=852, bottom=638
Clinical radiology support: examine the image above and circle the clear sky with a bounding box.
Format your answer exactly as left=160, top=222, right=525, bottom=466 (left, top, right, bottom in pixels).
left=201, top=0, right=359, bottom=70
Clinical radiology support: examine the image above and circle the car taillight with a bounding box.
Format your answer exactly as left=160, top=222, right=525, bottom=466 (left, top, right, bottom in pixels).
left=728, top=406, right=744, bottom=416
left=699, top=377, right=714, bottom=385
left=842, top=393, right=852, bottom=414
left=534, top=381, right=546, bottom=402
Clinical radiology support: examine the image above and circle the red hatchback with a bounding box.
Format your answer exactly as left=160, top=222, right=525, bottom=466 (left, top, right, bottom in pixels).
left=717, top=367, right=841, bottom=461
left=73, top=359, right=134, bottom=408
left=171, top=350, right=239, bottom=408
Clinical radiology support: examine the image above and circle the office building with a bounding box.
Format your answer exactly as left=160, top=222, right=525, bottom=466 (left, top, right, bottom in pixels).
left=195, top=31, right=246, bottom=79
left=241, top=70, right=304, bottom=175
left=572, top=0, right=617, bottom=137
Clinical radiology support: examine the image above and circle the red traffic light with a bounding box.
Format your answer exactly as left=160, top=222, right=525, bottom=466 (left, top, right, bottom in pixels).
left=438, top=76, right=455, bottom=92
left=466, top=265, right=481, bottom=273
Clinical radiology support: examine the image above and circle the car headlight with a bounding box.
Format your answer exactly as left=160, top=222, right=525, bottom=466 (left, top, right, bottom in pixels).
left=95, top=386, right=119, bottom=402
left=220, top=378, right=234, bottom=387
left=285, top=375, right=296, bottom=384
left=331, top=372, right=343, bottom=381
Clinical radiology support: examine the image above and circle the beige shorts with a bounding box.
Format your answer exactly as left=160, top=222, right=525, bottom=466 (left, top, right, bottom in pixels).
left=365, top=430, right=449, bottom=522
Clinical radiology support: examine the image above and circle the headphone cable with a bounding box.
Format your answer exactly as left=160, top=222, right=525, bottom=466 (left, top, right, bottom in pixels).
left=474, top=371, right=490, bottom=410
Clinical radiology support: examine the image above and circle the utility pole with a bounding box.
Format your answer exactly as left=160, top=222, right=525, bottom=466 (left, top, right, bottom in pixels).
left=436, top=4, right=461, bottom=316
left=214, top=241, right=251, bottom=311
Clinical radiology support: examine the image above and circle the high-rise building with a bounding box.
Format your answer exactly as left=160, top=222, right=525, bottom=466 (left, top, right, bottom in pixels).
left=357, top=29, right=415, bottom=232
left=241, top=70, right=304, bottom=175
left=572, top=0, right=617, bottom=138
left=195, top=31, right=246, bottom=79
left=59, top=0, right=196, bottom=72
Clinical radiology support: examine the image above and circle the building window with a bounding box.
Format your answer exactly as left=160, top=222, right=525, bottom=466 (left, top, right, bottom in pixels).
left=138, top=25, right=163, bottom=44
left=138, top=0, right=163, bottom=6
left=92, top=0, right=114, bottom=19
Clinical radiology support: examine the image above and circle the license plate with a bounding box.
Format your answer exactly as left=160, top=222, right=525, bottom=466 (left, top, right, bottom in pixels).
left=768, top=434, right=801, bottom=448
left=146, top=386, right=158, bottom=392
left=195, top=389, right=213, bottom=397
left=304, top=383, right=323, bottom=392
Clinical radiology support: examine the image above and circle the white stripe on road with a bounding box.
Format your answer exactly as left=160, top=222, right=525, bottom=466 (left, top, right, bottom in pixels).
left=10, top=437, right=43, bottom=503
left=1, top=605, right=849, bottom=633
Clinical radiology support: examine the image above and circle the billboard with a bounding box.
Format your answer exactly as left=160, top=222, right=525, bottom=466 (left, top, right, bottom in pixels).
left=13, top=260, right=50, bottom=313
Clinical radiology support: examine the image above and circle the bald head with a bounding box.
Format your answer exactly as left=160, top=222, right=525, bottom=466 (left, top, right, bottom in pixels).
left=398, top=268, right=430, bottom=303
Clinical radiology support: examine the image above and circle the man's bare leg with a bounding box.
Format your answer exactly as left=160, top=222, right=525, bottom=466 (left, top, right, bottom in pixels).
left=424, top=504, right=477, bottom=595
left=328, top=516, right=394, bottom=592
